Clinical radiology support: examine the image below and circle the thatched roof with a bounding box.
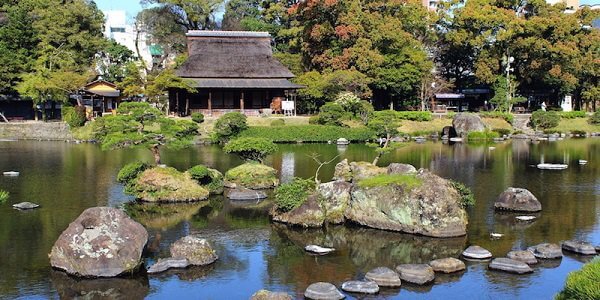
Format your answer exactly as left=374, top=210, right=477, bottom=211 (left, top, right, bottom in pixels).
left=189, top=78, right=303, bottom=89
left=176, top=31, right=296, bottom=80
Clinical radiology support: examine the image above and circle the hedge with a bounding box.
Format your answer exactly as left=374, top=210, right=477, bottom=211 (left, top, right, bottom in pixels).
left=238, top=125, right=375, bottom=142
left=559, top=111, right=587, bottom=119
left=395, top=111, right=433, bottom=121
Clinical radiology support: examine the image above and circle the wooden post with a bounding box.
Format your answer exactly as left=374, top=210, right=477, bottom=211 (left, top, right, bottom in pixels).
left=208, top=91, right=212, bottom=116
left=185, top=94, right=190, bottom=116
left=175, top=91, right=179, bottom=115
left=240, top=91, right=245, bottom=113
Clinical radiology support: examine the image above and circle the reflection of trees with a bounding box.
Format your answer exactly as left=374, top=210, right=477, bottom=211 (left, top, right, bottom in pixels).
left=50, top=270, right=149, bottom=300
left=265, top=224, right=466, bottom=290
left=124, top=201, right=207, bottom=230
left=190, top=197, right=272, bottom=231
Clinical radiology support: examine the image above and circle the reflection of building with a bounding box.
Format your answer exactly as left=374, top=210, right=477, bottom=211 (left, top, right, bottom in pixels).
left=169, top=31, right=302, bottom=117
left=102, top=10, right=152, bottom=67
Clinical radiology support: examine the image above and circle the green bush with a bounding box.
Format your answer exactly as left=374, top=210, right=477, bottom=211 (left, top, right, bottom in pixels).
left=191, top=112, right=205, bottom=123
left=492, top=128, right=512, bottom=136
left=531, top=110, right=560, bottom=129
left=479, top=111, right=514, bottom=124
left=589, top=110, right=600, bottom=125
left=450, top=180, right=475, bottom=207
left=213, top=112, right=248, bottom=142
left=396, top=111, right=433, bottom=121
left=223, top=137, right=278, bottom=162
left=543, top=129, right=562, bottom=134
left=571, top=130, right=587, bottom=136
left=238, top=125, right=375, bottom=142
left=308, top=116, right=319, bottom=124
left=335, top=91, right=361, bottom=114
left=559, top=111, right=587, bottom=119
left=0, top=190, right=8, bottom=203
left=467, top=130, right=500, bottom=140
left=275, top=177, right=315, bottom=212
left=271, top=118, right=285, bottom=126
left=316, top=102, right=345, bottom=126
left=368, top=110, right=400, bottom=137
left=62, top=105, right=87, bottom=128
left=556, top=258, right=600, bottom=300
left=188, top=165, right=223, bottom=193
left=188, top=165, right=211, bottom=183
left=117, top=161, right=150, bottom=184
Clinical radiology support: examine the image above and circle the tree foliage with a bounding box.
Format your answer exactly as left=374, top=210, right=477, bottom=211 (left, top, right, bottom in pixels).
left=141, top=0, right=225, bottom=30
left=213, top=112, right=249, bottom=142
left=223, top=137, right=278, bottom=163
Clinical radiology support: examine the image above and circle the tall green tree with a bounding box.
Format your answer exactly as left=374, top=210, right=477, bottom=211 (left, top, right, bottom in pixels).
left=221, top=0, right=261, bottom=30
left=141, top=0, right=225, bottom=30
left=96, top=40, right=135, bottom=83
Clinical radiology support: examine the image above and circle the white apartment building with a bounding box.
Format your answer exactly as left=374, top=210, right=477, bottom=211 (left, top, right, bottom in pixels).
left=103, top=10, right=153, bottom=68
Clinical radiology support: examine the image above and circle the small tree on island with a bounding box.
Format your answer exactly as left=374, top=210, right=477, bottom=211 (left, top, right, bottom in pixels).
left=93, top=102, right=198, bottom=165
left=223, top=137, right=278, bottom=163
left=367, top=110, right=404, bottom=166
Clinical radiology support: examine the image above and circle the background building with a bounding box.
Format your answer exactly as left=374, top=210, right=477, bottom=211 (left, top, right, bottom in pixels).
left=103, top=10, right=153, bottom=68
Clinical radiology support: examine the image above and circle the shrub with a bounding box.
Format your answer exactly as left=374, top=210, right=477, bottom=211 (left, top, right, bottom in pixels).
left=308, top=116, right=319, bottom=125
left=531, top=110, right=560, bottom=129
left=571, top=130, right=587, bottom=136
left=560, top=111, right=587, bottom=119
left=188, top=165, right=211, bottom=183
left=396, top=111, right=433, bottom=121
left=316, top=102, right=345, bottom=126
left=556, top=258, right=600, bottom=300
left=445, top=112, right=457, bottom=119
left=589, top=110, right=600, bottom=125
left=467, top=130, right=500, bottom=140
left=0, top=190, right=8, bottom=203
left=450, top=180, right=475, bottom=207
left=335, top=91, right=361, bottom=114
left=213, top=112, right=248, bottom=142
left=368, top=110, right=400, bottom=137
left=275, top=177, right=315, bottom=212
left=117, top=161, right=150, bottom=184
left=492, top=128, right=512, bottom=136
left=191, top=112, right=204, bottom=123
left=543, top=129, right=562, bottom=134
left=188, top=165, right=223, bottom=193
left=62, top=105, right=86, bottom=128
left=271, top=118, right=285, bottom=126
left=358, top=100, right=374, bottom=124
left=223, top=137, right=278, bottom=162
left=238, top=125, right=375, bottom=143
left=479, top=111, right=514, bottom=124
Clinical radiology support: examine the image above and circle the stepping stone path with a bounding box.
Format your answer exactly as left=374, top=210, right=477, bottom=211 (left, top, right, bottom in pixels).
left=561, top=240, right=597, bottom=255
left=489, top=258, right=533, bottom=274
left=364, top=267, right=401, bottom=287
left=250, top=290, right=293, bottom=300
left=527, top=243, right=563, bottom=259
left=507, top=250, right=538, bottom=264
left=462, top=246, right=492, bottom=259
left=304, top=282, right=345, bottom=300
left=147, top=258, right=189, bottom=274
left=12, top=202, right=40, bottom=210
left=429, top=258, right=466, bottom=273
left=305, top=245, right=335, bottom=255
left=396, top=264, right=435, bottom=285
left=340, top=281, right=379, bottom=294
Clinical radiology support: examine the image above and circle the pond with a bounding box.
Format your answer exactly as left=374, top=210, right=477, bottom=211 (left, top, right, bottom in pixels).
left=0, top=139, right=599, bottom=299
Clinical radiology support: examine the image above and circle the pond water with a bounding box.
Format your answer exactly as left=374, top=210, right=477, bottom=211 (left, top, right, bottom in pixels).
left=0, top=139, right=599, bottom=299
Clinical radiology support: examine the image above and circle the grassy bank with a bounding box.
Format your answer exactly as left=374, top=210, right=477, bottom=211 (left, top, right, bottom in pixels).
left=238, top=125, right=375, bottom=142
left=548, top=118, right=600, bottom=134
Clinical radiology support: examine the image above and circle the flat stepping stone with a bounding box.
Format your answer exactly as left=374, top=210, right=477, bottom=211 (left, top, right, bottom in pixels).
left=507, top=250, right=538, bottom=264
left=304, top=282, right=344, bottom=300
left=489, top=258, right=533, bottom=274
left=515, top=216, right=536, bottom=222
left=226, top=188, right=267, bottom=200
left=340, top=281, right=379, bottom=294
left=364, top=267, right=401, bottom=287
left=429, top=258, right=466, bottom=273
left=527, top=243, right=563, bottom=259
left=561, top=240, right=597, bottom=255
left=147, top=258, right=189, bottom=274
left=305, top=245, right=335, bottom=255
left=12, top=202, right=40, bottom=210
left=462, top=246, right=492, bottom=259
left=537, top=163, right=568, bottom=170
left=250, top=290, right=293, bottom=300
left=395, top=264, right=435, bottom=285
left=3, top=171, right=19, bottom=176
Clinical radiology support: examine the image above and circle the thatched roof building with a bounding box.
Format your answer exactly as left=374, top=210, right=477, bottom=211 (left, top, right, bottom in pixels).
left=170, top=31, right=302, bottom=116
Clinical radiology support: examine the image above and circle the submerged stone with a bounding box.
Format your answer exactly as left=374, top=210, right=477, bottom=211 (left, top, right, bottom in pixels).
left=489, top=258, right=533, bottom=274
left=561, top=240, right=597, bottom=255
left=147, top=258, right=189, bottom=274
left=340, top=281, right=379, bottom=294
left=494, top=187, right=542, bottom=212
left=12, top=202, right=40, bottom=210
left=304, top=282, right=345, bottom=300
left=429, top=258, right=466, bottom=273
left=364, top=267, right=401, bottom=287
left=170, top=236, right=218, bottom=266
left=527, top=243, right=563, bottom=259
left=507, top=250, right=538, bottom=265
left=462, top=246, right=492, bottom=259
left=395, top=264, right=435, bottom=285
left=250, top=289, right=293, bottom=300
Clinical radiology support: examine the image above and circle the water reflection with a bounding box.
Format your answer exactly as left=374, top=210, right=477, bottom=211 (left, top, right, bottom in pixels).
left=50, top=270, right=149, bottom=300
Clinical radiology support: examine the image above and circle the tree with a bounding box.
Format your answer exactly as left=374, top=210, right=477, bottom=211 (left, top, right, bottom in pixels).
left=489, top=75, right=526, bottom=113
left=223, top=137, right=278, bottom=163
left=96, top=40, right=136, bottom=83
left=92, top=102, right=199, bottom=164
left=367, top=110, right=401, bottom=165
left=222, top=0, right=261, bottom=30
left=141, top=0, right=225, bottom=30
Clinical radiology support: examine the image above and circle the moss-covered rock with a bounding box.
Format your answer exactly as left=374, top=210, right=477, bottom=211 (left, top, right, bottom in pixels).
left=132, top=167, right=209, bottom=202
left=224, top=162, right=279, bottom=189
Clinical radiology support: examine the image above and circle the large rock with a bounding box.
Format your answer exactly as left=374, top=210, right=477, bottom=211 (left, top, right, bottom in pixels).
left=489, top=258, right=533, bottom=274
left=340, top=281, right=379, bottom=294
left=452, top=113, right=485, bottom=137
left=170, top=236, right=218, bottom=266
left=333, top=159, right=352, bottom=182
left=317, top=181, right=352, bottom=224
left=304, top=282, right=345, bottom=300
left=49, top=207, right=148, bottom=277
left=147, top=258, right=189, bottom=274
left=345, top=169, right=468, bottom=238
left=349, top=161, right=386, bottom=182
left=527, top=243, right=563, bottom=259
left=364, top=267, right=401, bottom=287
left=494, top=188, right=542, bottom=212
left=250, top=290, right=293, bottom=300
left=133, top=167, right=209, bottom=202
left=395, top=264, right=435, bottom=285
left=270, top=194, right=325, bottom=227
left=387, top=163, right=417, bottom=175
left=429, top=258, right=466, bottom=273
left=507, top=250, right=538, bottom=264
left=561, top=240, right=597, bottom=255
left=224, top=163, right=279, bottom=189
left=462, top=245, right=492, bottom=259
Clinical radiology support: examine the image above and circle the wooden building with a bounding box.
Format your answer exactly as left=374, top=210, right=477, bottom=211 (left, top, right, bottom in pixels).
left=170, top=31, right=302, bottom=116
left=76, top=80, right=121, bottom=118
